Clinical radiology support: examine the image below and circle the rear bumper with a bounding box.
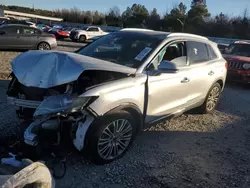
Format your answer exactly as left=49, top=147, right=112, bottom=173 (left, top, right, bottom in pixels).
left=50, top=41, right=57, bottom=49
left=227, top=70, right=250, bottom=83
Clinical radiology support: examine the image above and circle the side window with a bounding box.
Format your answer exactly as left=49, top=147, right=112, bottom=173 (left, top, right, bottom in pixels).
left=207, top=44, right=218, bottom=60
left=187, top=41, right=210, bottom=64
left=88, top=27, right=99, bottom=32
left=148, top=41, right=187, bottom=71
left=4, top=26, right=20, bottom=34
left=22, top=27, right=36, bottom=34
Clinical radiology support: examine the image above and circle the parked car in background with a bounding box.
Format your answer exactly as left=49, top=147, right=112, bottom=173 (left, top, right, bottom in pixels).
left=223, top=41, right=250, bottom=83
left=7, top=29, right=227, bottom=164
left=0, top=19, right=35, bottom=27
left=0, top=17, right=10, bottom=24
left=48, top=28, right=69, bottom=40
left=0, top=24, right=57, bottom=50
left=25, top=21, right=37, bottom=28
left=62, top=27, right=77, bottom=34
left=37, top=24, right=49, bottom=30
left=70, top=26, right=108, bottom=42
left=217, top=43, right=229, bottom=53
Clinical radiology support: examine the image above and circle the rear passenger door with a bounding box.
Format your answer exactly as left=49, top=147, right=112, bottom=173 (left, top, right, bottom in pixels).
left=19, top=26, right=40, bottom=49
left=185, top=41, right=217, bottom=106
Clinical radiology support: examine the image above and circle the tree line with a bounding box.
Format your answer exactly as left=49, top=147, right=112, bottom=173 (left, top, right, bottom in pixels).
left=1, top=1, right=250, bottom=39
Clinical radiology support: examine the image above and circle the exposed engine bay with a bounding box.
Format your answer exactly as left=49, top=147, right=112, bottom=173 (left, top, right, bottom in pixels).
left=7, top=70, right=128, bottom=151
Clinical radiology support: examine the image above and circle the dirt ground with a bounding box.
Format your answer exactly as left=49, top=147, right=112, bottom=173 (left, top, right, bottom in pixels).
left=0, top=40, right=250, bottom=188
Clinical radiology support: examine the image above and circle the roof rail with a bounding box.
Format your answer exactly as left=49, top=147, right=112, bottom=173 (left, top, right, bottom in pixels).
left=121, top=28, right=154, bottom=32
left=168, top=33, right=208, bottom=40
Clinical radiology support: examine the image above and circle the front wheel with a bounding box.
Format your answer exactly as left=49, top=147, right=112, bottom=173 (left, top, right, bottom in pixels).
left=79, top=35, right=86, bottom=43
left=197, top=82, right=222, bottom=114
left=85, top=110, right=137, bottom=164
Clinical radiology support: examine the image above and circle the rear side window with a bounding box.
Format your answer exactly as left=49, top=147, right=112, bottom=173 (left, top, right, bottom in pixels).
left=21, top=27, right=41, bottom=34
left=207, top=44, right=218, bottom=60
left=88, top=27, right=99, bottom=32
left=187, top=41, right=209, bottom=64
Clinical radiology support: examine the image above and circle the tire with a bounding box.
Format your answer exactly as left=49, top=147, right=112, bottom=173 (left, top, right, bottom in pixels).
left=37, top=42, right=51, bottom=50
left=197, top=82, right=222, bottom=114
left=85, top=110, right=137, bottom=165
left=79, top=35, right=86, bottom=43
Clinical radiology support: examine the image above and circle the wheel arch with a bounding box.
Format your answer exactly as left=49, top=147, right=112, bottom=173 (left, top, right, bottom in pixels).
left=37, top=41, right=51, bottom=50
left=104, top=103, right=144, bottom=133
left=79, top=34, right=87, bottom=40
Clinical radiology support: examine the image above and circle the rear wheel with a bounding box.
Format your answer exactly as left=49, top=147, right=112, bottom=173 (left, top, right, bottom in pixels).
left=37, top=42, right=51, bottom=50
left=85, top=110, right=137, bottom=164
left=197, top=82, right=222, bottom=114
left=79, top=35, right=86, bottom=43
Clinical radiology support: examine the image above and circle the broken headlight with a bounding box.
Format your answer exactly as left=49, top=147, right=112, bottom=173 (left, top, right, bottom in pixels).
left=34, top=95, right=93, bottom=117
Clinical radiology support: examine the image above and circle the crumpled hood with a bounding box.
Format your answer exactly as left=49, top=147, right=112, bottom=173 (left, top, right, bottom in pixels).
left=11, top=50, right=136, bottom=88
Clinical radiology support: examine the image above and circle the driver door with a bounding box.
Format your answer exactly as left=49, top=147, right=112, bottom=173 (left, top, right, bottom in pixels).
left=145, top=41, right=191, bottom=123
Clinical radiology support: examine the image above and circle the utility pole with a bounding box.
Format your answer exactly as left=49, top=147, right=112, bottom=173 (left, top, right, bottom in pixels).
left=177, top=18, right=184, bottom=32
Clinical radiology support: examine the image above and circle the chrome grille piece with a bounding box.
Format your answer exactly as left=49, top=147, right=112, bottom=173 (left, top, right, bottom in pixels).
left=228, top=61, right=243, bottom=70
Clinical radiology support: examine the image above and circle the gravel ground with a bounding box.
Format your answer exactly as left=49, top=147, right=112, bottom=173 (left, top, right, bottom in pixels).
left=0, top=41, right=250, bottom=188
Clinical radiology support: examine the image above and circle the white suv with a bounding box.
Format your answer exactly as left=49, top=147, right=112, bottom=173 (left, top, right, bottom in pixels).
left=7, top=29, right=227, bottom=164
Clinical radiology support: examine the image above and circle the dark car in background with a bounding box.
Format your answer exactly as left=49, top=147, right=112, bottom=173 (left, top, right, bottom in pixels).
left=0, top=24, right=57, bottom=50
left=223, top=41, right=250, bottom=83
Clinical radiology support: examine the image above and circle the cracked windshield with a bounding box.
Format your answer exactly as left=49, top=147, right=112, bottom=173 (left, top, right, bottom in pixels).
left=0, top=0, right=250, bottom=187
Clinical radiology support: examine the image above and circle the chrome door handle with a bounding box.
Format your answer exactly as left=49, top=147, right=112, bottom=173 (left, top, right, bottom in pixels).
left=181, top=77, right=190, bottom=83
left=208, top=71, right=214, bottom=76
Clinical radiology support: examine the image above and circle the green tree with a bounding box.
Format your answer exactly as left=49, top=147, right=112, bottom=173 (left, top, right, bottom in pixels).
left=105, top=6, right=121, bottom=26
left=122, top=4, right=149, bottom=27
left=146, top=8, right=161, bottom=30
left=186, top=0, right=210, bottom=34
left=162, top=2, right=187, bottom=32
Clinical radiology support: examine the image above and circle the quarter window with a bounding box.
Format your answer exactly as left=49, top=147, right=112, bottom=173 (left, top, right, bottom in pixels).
left=187, top=41, right=210, bottom=64
left=88, top=27, right=99, bottom=32
left=207, top=44, right=218, bottom=60
left=21, top=27, right=39, bottom=34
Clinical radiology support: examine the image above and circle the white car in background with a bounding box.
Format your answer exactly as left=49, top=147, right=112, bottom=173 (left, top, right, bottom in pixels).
left=70, top=26, right=109, bottom=42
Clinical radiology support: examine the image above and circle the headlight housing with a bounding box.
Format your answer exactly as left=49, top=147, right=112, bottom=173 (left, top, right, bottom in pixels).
left=34, top=95, right=94, bottom=117
left=243, top=63, right=250, bottom=70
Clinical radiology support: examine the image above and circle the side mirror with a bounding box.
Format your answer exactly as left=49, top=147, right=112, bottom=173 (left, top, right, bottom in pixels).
left=158, top=60, right=178, bottom=73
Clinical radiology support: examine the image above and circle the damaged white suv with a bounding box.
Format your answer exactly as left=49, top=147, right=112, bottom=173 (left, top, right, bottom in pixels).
left=7, top=29, right=227, bottom=164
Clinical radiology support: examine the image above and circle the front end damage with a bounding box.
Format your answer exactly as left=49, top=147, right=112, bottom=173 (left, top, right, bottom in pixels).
left=7, top=74, right=97, bottom=151
left=7, top=51, right=135, bottom=152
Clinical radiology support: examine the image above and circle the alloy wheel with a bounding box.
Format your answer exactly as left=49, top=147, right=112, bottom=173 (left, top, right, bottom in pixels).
left=206, top=86, right=220, bottom=111
left=38, top=43, right=50, bottom=50
left=97, top=119, right=133, bottom=160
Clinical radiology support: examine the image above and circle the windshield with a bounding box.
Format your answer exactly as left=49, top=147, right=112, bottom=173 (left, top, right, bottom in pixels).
left=225, top=43, right=250, bottom=57
left=77, top=32, right=163, bottom=68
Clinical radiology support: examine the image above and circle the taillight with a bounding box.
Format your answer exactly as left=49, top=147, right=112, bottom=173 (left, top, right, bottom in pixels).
left=225, top=61, right=228, bottom=69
